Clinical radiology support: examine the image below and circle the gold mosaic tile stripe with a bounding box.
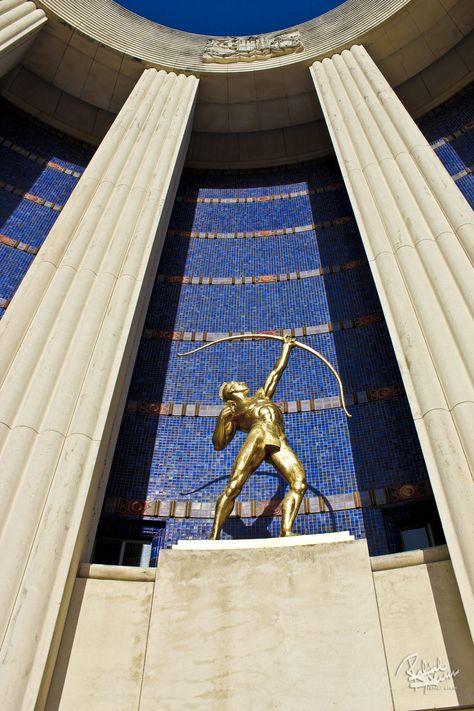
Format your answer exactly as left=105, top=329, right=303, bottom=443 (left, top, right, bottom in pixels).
left=126, top=384, right=402, bottom=419
left=156, top=258, right=367, bottom=286
left=47, top=161, right=82, bottom=177
left=451, top=165, right=473, bottom=182
left=176, top=159, right=473, bottom=208
left=0, top=134, right=83, bottom=178
left=142, top=313, right=384, bottom=342
left=168, top=215, right=354, bottom=239
left=105, top=479, right=432, bottom=519
left=0, top=232, right=39, bottom=255
left=175, top=182, right=344, bottom=204
left=0, top=180, right=64, bottom=211
left=430, top=118, right=474, bottom=149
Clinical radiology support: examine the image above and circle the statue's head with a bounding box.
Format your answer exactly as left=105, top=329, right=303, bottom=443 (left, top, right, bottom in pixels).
left=219, top=381, right=249, bottom=401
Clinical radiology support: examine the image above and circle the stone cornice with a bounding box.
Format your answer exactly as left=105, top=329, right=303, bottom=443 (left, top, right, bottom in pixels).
left=37, top=0, right=410, bottom=73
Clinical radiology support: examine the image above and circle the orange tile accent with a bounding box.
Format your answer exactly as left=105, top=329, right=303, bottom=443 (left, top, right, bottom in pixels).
left=0, top=234, right=17, bottom=247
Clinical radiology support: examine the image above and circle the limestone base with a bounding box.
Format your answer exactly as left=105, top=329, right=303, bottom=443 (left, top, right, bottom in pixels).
left=172, top=530, right=354, bottom=550
left=141, top=537, right=393, bottom=710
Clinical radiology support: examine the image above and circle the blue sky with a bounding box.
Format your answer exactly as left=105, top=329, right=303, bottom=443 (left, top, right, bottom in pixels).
left=117, top=1, right=344, bottom=36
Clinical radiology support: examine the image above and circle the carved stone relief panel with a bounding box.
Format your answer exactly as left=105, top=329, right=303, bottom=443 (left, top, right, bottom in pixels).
left=202, top=31, right=303, bottom=63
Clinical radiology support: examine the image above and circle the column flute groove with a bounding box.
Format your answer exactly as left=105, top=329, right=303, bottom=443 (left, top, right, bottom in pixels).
left=350, top=44, right=474, bottom=261
left=334, top=49, right=474, bottom=312
left=0, top=70, right=157, bottom=376
left=311, top=45, right=474, bottom=639
left=330, top=51, right=472, bottom=314
left=0, top=0, right=46, bottom=78
left=313, top=50, right=473, bottom=412
left=0, top=67, right=199, bottom=711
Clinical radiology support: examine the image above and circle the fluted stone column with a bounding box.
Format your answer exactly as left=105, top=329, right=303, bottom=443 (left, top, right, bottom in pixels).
left=310, top=45, right=474, bottom=638
left=0, top=67, right=198, bottom=711
left=0, top=0, right=46, bottom=77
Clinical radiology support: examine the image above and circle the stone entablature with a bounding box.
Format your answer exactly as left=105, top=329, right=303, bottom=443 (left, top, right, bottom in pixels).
left=36, top=0, right=411, bottom=72
left=202, top=31, right=303, bottom=63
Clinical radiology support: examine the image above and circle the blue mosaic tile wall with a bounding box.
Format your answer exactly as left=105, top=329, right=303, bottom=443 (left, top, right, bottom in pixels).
left=130, top=325, right=400, bottom=403
left=105, top=84, right=474, bottom=558
left=0, top=100, right=94, bottom=312
left=161, top=222, right=365, bottom=276
left=176, top=158, right=342, bottom=197
left=0, top=100, right=94, bottom=172
left=2, top=83, right=472, bottom=562
left=0, top=244, right=34, bottom=300
left=0, top=192, right=59, bottom=246
left=417, top=82, right=474, bottom=207
left=112, top=400, right=425, bottom=505
left=104, top=143, right=458, bottom=557
left=146, top=269, right=380, bottom=333
left=0, top=146, right=79, bottom=201
left=169, top=192, right=352, bottom=232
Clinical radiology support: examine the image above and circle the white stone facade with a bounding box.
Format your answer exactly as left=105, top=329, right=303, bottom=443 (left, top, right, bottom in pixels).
left=0, top=2, right=472, bottom=709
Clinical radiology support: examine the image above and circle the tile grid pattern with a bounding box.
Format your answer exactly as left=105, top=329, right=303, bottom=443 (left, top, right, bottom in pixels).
left=0, top=181, right=64, bottom=212
left=175, top=182, right=344, bottom=203
left=105, top=87, right=474, bottom=558
left=106, top=188, right=438, bottom=554
left=0, top=86, right=472, bottom=562
left=106, top=479, right=432, bottom=519
left=156, top=257, right=367, bottom=284
left=143, top=312, right=384, bottom=341
left=128, top=383, right=402, bottom=418
left=0, top=134, right=83, bottom=177
left=0, top=103, right=93, bottom=309
left=167, top=216, right=354, bottom=239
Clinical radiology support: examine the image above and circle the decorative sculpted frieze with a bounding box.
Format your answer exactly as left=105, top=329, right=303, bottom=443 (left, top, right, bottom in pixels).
left=202, top=31, right=303, bottom=64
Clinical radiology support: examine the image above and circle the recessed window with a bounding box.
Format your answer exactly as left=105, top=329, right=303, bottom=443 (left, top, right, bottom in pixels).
left=93, top=537, right=152, bottom=566
left=382, top=500, right=445, bottom=554
left=400, top=524, right=434, bottom=551
left=92, top=517, right=165, bottom=567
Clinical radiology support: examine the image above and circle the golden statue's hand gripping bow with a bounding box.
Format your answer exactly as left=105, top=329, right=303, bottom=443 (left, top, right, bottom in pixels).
left=177, top=333, right=352, bottom=418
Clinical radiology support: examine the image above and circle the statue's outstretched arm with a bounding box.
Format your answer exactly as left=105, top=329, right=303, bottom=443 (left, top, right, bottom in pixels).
left=178, top=333, right=351, bottom=418
left=262, top=336, right=295, bottom=398
left=212, top=403, right=236, bottom=450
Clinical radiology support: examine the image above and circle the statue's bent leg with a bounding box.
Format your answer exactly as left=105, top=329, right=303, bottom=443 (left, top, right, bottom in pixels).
left=268, top=442, right=307, bottom=536
left=209, top=429, right=266, bottom=540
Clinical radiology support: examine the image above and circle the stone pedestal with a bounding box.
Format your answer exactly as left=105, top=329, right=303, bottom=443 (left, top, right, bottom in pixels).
left=140, top=536, right=393, bottom=711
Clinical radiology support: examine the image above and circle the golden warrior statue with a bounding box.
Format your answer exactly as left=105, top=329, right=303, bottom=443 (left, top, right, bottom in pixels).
left=211, top=335, right=305, bottom=539
left=178, top=332, right=351, bottom=540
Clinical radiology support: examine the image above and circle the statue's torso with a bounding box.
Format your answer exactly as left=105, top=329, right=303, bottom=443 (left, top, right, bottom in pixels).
left=233, top=390, right=285, bottom=448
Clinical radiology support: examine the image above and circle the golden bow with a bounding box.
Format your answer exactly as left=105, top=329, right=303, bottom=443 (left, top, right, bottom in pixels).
left=178, top=333, right=351, bottom=418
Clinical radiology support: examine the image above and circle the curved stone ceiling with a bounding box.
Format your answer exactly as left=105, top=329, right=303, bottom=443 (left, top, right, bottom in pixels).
left=35, top=0, right=412, bottom=72
left=1, top=0, right=472, bottom=168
